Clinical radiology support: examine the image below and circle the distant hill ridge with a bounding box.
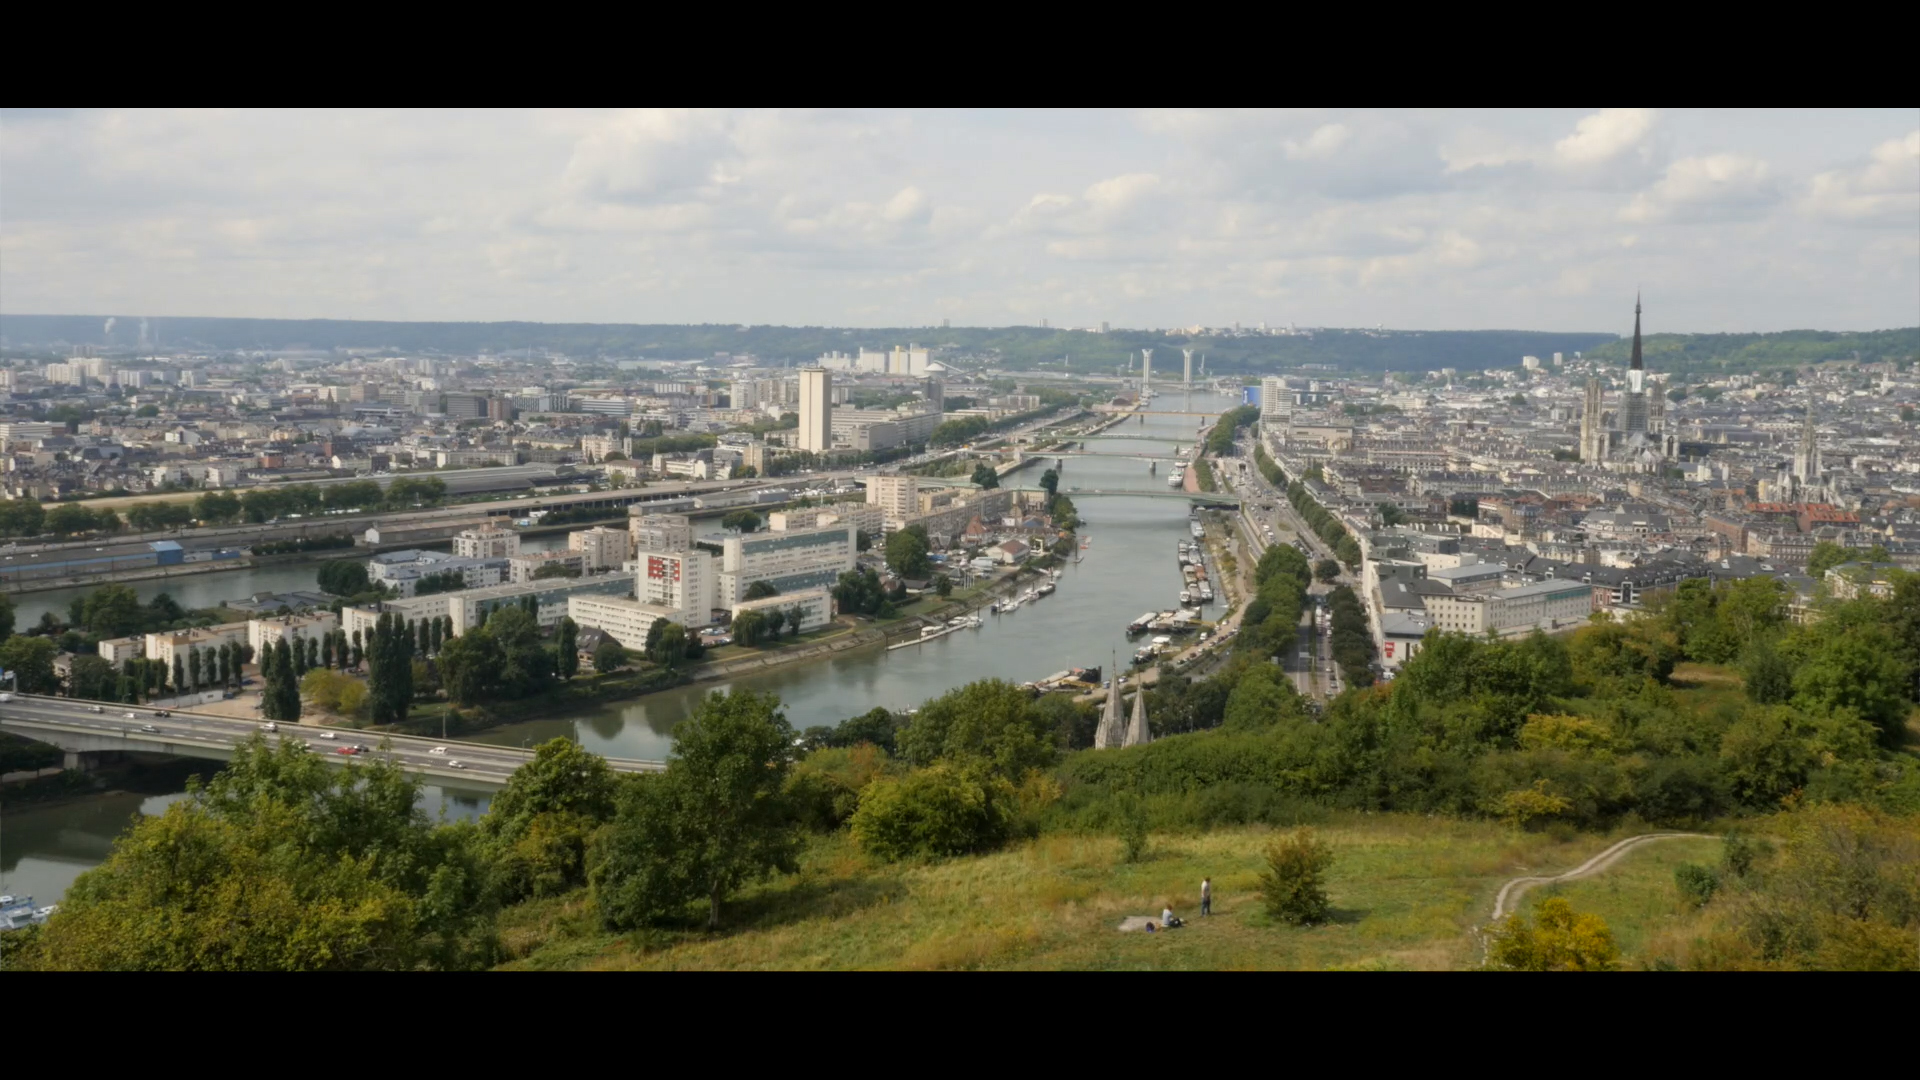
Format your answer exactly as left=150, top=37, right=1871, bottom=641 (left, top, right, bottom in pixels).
left=0, top=314, right=1617, bottom=374
left=9, top=314, right=1913, bottom=376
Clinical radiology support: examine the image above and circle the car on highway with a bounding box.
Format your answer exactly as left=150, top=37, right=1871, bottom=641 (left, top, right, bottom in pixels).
left=264, top=722, right=278, bottom=732
left=156, top=711, right=171, bottom=718
left=447, top=760, right=465, bottom=769
left=89, top=705, right=103, bottom=713
left=429, top=746, right=448, bottom=755
left=125, top=712, right=137, bottom=719
left=336, top=746, right=359, bottom=755
left=318, top=731, right=336, bottom=739
left=139, top=724, right=159, bottom=733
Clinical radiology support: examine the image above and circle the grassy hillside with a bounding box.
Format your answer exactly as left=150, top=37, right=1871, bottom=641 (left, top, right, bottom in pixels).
left=499, top=817, right=1636, bottom=971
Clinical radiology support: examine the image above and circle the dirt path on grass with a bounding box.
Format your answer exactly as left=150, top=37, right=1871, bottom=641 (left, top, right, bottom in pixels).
left=1488, top=831, right=1719, bottom=922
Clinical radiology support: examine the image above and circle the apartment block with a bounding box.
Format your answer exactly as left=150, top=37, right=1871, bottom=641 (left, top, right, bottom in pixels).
left=569, top=525, right=632, bottom=571
left=452, top=525, right=521, bottom=559
left=566, top=594, right=682, bottom=650
left=248, top=611, right=340, bottom=657
left=716, top=521, right=856, bottom=606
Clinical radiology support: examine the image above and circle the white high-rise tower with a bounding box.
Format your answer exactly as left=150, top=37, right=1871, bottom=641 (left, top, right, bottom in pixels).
left=799, top=367, right=832, bottom=452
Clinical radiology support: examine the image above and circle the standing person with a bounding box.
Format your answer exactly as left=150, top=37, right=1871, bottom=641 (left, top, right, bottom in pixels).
left=1201, top=877, right=1212, bottom=917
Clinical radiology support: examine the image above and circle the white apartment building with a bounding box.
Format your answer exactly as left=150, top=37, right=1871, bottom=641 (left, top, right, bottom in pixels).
left=566, top=594, right=682, bottom=650
left=866, top=475, right=920, bottom=526
left=0, top=422, right=61, bottom=445
left=569, top=525, right=631, bottom=571
left=508, top=549, right=588, bottom=583
left=350, top=575, right=636, bottom=639
left=97, top=636, right=146, bottom=665
left=145, top=622, right=251, bottom=670
left=717, top=521, right=855, bottom=606
left=579, top=433, right=627, bottom=463
left=799, top=367, right=831, bottom=452
left=248, top=611, right=340, bottom=657
left=731, top=586, right=834, bottom=634
left=453, top=526, right=520, bottom=559
left=630, top=511, right=693, bottom=553
left=638, top=548, right=719, bottom=625
left=1423, top=580, right=1594, bottom=636
left=368, top=549, right=509, bottom=597
left=1260, top=376, right=1293, bottom=424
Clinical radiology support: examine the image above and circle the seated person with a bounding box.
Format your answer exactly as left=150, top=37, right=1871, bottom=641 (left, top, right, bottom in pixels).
left=1161, top=907, right=1183, bottom=928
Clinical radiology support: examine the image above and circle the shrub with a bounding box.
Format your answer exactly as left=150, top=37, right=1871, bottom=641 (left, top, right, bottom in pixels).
left=1257, top=829, right=1333, bottom=925
left=785, top=744, right=895, bottom=832
left=850, top=765, right=1017, bottom=861
left=1489, top=897, right=1619, bottom=971
left=1674, top=863, right=1720, bottom=909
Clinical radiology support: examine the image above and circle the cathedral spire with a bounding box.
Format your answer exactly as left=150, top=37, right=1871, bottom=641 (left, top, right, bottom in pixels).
left=1629, top=292, right=1643, bottom=372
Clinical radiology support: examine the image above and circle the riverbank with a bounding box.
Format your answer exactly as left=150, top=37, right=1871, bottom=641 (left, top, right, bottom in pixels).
left=373, top=560, right=1065, bottom=738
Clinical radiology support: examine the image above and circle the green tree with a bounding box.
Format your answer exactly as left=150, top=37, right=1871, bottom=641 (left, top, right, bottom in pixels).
left=645, top=621, right=689, bottom=668
left=1313, top=558, right=1340, bottom=583
left=0, top=498, right=46, bottom=538
left=721, top=509, right=762, bottom=533
left=1790, top=625, right=1914, bottom=745
left=316, top=560, right=371, bottom=596
left=934, top=573, right=953, bottom=598
left=849, top=764, right=1017, bottom=862
left=556, top=617, right=580, bottom=680
left=593, top=638, right=626, bottom=674
left=743, top=580, right=780, bottom=600
left=482, top=738, right=617, bottom=903
left=17, top=736, right=496, bottom=971
left=531, top=562, right=581, bottom=580
left=885, top=525, right=932, bottom=579
left=441, top=626, right=505, bottom=705
left=895, top=678, right=1058, bottom=778
left=970, top=463, right=1000, bottom=489
left=589, top=689, right=799, bottom=929
left=1807, top=541, right=1851, bottom=580
left=0, top=592, right=16, bottom=641
left=1258, top=829, right=1334, bottom=925
left=1038, top=468, right=1059, bottom=502
left=1742, top=638, right=1794, bottom=705
left=193, top=490, right=242, bottom=524
left=3, top=630, right=63, bottom=687
left=76, top=584, right=146, bottom=637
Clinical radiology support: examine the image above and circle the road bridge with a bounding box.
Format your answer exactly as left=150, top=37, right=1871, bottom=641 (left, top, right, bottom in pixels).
left=1007, top=486, right=1240, bottom=505
left=0, top=694, right=664, bottom=788
left=1079, top=434, right=1198, bottom=444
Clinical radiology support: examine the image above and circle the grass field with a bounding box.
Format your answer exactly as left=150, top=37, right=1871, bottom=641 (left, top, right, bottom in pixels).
left=1520, top=836, right=1725, bottom=964
left=499, top=816, right=1651, bottom=971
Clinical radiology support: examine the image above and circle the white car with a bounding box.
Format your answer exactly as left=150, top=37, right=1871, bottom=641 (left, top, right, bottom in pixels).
left=428, top=746, right=448, bottom=755
left=447, top=760, right=465, bottom=769
left=125, top=712, right=137, bottom=719
left=319, top=731, right=336, bottom=739
left=264, top=722, right=278, bottom=732
left=90, top=705, right=104, bottom=713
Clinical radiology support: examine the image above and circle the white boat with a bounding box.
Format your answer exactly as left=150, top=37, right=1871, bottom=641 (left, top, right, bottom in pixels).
left=1051, top=570, right=1062, bottom=581
left=1038, top=582, right=1056, bottom=596
left=947, top=617, right=969, bottom=628
left=1180, top=590, right=1192, bottom=604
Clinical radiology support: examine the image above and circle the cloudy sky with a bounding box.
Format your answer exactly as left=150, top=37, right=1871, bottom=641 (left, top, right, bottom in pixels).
left=3, top=108, right=1915, bottom=334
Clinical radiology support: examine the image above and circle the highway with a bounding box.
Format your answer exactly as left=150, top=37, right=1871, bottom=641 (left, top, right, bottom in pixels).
left=0, top=694, right=664, bottom=787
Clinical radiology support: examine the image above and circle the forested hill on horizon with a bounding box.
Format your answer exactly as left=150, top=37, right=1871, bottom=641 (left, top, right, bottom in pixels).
left=2, top=314, right=1912, bottom=376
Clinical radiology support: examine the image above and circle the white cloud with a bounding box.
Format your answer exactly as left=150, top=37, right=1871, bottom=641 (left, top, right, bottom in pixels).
left=1554, top=108, right=1658, bottom=167
left=1620, top=154, right=1780, bottom=223
left=0, top=109, right=1912, bottom=331
left=1802, top=131, right=1920, bottom=225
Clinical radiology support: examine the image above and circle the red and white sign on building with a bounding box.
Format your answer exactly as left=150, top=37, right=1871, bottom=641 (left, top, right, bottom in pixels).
left=647, top=556, right=680, bottom=582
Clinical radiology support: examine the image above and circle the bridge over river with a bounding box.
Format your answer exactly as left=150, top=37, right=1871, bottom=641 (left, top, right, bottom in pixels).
left=0, top=694, right=665, bottom=788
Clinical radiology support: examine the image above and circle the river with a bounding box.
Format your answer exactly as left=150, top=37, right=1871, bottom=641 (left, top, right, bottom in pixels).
left=0, top=391, right=1234, bottom=902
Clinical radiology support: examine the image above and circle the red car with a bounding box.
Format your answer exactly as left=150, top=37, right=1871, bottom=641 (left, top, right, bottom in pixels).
left=335, top=746, right=360, bottom=755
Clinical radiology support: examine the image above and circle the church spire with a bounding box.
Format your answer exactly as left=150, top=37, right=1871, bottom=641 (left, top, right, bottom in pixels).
left=1630, top=292, right=1643, bottom=372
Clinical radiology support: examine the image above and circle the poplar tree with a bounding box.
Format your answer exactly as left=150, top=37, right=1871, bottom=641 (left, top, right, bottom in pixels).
left=417, top=618, right=430, bottom=656
left=321, top=632, right=334, bottom=669
left=172, top=655, right=185, bottom=696
left=557, top=617, right=580, bottom=680
left=188, top=648, right=202, bottom=690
